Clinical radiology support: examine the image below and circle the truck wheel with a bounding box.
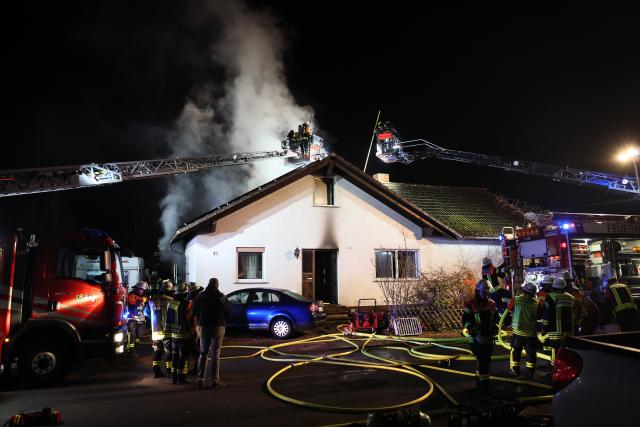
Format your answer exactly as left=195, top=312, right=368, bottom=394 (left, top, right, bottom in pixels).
left=18, top=339, right=70, bottom=386
left=271, top=318, right=293, bottom=339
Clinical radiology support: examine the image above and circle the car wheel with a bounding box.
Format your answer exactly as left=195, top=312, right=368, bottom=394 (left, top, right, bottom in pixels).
left=271, top=318, right=293, bottom=339
left=18, top=339, right=70, bottom=386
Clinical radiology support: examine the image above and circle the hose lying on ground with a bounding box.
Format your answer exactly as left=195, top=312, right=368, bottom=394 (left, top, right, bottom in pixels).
left=218, top=325, right=554, bottom=414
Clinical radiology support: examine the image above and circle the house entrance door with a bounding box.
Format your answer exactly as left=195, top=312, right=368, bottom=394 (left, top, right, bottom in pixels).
left=300, top=249, right=338, bottom=304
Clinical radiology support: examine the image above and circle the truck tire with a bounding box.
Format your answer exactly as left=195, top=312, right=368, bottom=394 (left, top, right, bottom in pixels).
left=18, top=339, right=71, bottom=386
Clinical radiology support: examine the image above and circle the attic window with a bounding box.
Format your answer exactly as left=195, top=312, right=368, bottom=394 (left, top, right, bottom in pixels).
left=313, top=177, right=335, bottom=206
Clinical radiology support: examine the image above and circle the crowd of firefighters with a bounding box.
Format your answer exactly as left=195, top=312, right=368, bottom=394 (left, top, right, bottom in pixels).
left=123, top=257, right=639, bottom=393
left=124, top=278, right=231, bottom=388
left=462, top=257, right=640, bottom=390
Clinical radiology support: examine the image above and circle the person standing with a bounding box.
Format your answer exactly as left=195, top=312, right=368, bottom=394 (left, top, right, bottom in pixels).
left=564, top=272, right=586, bottom=335
left=165, top=283, right=195, bottom=385
left=540, top=277, right=575, bottom=364
left=126, top=282, right=149, bottom=357
left=462, top=280, right=499, bottom=390
left=192, top=278, right=232, bottom=389
left=506, top=282, right=539, bottom=378
left=605, top=277, right=640, bottom=332
left=187, top=282, right=204, bottom=375
left=148, top=279, right=174, bottom=377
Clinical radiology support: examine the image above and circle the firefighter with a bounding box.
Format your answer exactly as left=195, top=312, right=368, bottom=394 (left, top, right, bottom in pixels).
left=604, top=278, right=640, bottom=332
left=126, top=281, right=149, bottom=357
left=148, top=279, right=174, bottom=378
left=165, top=282, right=195, bottom=385
left=187, top=282, right=204, bottom=375
left=540, top=277, right=575, bottom=363
left=536, top=275, right=554, bottom=307
left=564, top=272, right=586, bottom=335
left=482, top=257, right=509, bottom=315
left=506, top=282, right=539, bottom=378
left=462, top=279, right=499, bottom=390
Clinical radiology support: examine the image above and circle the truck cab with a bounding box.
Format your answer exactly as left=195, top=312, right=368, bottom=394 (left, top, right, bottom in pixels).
left=1, top=229, right=128, bottom=385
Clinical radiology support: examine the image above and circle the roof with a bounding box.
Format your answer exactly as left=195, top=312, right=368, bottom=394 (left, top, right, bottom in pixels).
left=382, top=183, right=526, bottom=239
left=170, top=154, right=525, bottom=244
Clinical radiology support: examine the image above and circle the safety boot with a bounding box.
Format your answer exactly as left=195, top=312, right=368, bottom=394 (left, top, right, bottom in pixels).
left=153, top=365, right=163, bottom=378
left=510, top=366, right=521, bottom=377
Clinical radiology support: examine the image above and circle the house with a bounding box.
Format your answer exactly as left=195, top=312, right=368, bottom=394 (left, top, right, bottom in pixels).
left=170, top=154, right=525, bottom=306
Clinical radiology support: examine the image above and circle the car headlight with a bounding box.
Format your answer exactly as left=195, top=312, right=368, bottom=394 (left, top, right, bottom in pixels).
left=113, top=332, right=124, bottom=343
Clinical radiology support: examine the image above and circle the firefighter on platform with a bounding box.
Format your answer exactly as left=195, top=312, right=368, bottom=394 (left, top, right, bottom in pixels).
left=506, top=282, right=539, bottom=378
left=187, top=282, right=204, bottom=375
left=165, top=282, right=195, bottom=384
left=540, top=277, right=575, bottom=363
left=148, top=279, right=174, bottom=378
left=605, top=277, right=640, bottom=332
left=462, top=279, right=499, bottom=390
left=126, top=281, right=149, bottom=357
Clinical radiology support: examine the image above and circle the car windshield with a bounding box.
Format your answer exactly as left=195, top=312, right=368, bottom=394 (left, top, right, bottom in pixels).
left=281, top=290, right=311, bottom=302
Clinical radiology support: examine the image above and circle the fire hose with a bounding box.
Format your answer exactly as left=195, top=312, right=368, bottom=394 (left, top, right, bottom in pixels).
left=217, top=326, right=553, bottom=416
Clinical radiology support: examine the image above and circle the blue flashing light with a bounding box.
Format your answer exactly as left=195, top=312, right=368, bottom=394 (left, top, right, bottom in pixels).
left=498, top=235, right=504, bottom=241
left=562, top=223, right=570, bottom=230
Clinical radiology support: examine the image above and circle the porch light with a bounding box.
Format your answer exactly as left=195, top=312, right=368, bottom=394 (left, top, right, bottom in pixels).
left=294, top=247, right=300, bottom=259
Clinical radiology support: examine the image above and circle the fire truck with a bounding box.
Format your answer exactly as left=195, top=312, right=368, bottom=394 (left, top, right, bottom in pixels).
left=501, top=213, right=640, bottom=301
left=0, top=229, right=128, bottom=385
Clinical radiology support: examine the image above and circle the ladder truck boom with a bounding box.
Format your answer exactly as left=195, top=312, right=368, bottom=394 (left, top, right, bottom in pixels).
left=0, top=150, right=286, bottom=197
left=0, top=121, right=328, bottom=198
left=374, top=122, right=639, bottom=196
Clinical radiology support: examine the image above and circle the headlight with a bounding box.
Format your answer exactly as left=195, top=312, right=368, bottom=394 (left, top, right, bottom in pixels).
left=115, top=345, right=125, bottom=354
left=113, top=332, right=124, bottom=343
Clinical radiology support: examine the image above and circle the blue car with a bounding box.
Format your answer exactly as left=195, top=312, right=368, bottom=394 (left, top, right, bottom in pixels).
left=226, top=288, right=327, bottom=339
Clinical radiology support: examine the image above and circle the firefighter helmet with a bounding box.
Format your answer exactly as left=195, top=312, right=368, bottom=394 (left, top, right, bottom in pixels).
left=174, top=282, right=188, bottom=295
left=134, top=281, right=149, bottom=292
left=539, top=275, right=554, bottom=289
left=188, top=282, right=203, bottom=294
left=552, top=277, right=567, bottom=290
left=475, top=279, right=490, bottom=299
left=161, top=279, right=174, bottom=292
left=522, top=282, right=536, bottom=295
left=482, top=257, right=493, bottom=266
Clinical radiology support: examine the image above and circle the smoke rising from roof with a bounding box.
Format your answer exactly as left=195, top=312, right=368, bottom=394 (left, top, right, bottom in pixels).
left=159, top=0, right=313, bottom=255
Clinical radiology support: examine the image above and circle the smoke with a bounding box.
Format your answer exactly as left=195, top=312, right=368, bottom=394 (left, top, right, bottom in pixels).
left=158, top=0, right=313, bottom=255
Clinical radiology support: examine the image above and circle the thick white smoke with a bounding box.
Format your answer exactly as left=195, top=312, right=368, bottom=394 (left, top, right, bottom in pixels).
left=158, top=0, right=313, bottom=254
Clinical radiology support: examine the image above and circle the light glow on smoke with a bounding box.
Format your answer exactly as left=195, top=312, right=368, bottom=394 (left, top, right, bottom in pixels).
left=159, top=0, right=314, bottom=255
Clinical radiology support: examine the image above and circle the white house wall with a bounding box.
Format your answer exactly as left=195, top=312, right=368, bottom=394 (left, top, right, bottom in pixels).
left=187, top=175, right=500, bottom=306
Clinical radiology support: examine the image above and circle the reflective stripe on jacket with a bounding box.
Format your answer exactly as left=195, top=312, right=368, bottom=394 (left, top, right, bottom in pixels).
left=609, top=284, right=638, bottom=314
left=165, top=299, right=193, bottom=340
left=462, top=297, right=498, bottom=344
left=149, top=293, right=173, bottom=341
left=541, top=291, right=575, bottom=341
left=511, top=294, right=538, bottom=337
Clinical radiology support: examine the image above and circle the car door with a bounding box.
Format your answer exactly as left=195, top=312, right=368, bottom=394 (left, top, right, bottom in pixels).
left=245, top=290, right=271, bottom=330
left=226, top=290, right=250, bottom=329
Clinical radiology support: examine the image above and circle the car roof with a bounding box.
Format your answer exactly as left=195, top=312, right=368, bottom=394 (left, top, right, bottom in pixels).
left=228, top=287, right=288, bottom=293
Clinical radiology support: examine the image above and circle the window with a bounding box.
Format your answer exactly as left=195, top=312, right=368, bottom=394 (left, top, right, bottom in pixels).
left=228, top=291, right=250, bottom=304
left=374, top=250, right=419, bottom=279
left=313, top=177, right=335, bottom=206
left=56, top=247, right=108, bottom=283
left=248, top=291, right=280, bottom=303
left=237, top=247, right=264, bottom=281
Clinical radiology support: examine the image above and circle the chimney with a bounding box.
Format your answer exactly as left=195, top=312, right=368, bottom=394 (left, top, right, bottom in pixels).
left=372, top=173, right=390, bottom=183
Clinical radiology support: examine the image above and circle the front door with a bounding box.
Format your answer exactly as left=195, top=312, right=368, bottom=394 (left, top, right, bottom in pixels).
left=315, top=250, right=338, bottom=304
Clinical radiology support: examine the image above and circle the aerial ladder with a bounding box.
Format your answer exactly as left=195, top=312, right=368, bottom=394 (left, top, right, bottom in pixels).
left=374, top=121, right=640, bottom=196
left=0, top=123, right=325, bottom=197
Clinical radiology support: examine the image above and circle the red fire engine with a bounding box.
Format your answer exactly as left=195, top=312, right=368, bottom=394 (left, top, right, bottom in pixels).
left=501, top=213, right=640, bottom=301
left=1, top=229, right=128, bottom=385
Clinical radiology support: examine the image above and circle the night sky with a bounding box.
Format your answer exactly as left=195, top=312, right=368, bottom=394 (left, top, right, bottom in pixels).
left=2, top=2, right=640, bottom=273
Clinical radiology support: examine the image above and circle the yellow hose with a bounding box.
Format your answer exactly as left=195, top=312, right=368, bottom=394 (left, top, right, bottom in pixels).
left=217, top=327, right=553, bottom=413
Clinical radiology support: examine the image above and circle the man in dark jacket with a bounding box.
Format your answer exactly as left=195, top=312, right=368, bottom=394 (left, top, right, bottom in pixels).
left=191, top=278, right=232, bottom=389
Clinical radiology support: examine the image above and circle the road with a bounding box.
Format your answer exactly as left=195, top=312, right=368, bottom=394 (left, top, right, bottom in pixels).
left=0, top=328, right=553, bottom=426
